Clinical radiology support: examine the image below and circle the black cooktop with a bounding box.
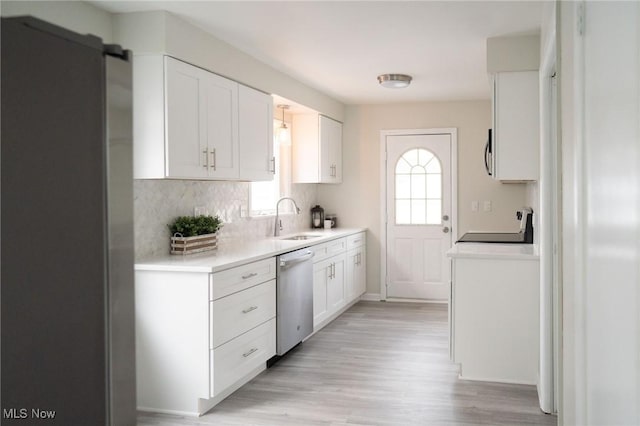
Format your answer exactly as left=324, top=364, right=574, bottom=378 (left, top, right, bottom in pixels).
left=457, top=232, right=530, bottom=244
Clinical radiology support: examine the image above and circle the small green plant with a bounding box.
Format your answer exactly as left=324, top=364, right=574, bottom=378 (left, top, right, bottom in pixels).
left=168, top=215, right=223, bottom=237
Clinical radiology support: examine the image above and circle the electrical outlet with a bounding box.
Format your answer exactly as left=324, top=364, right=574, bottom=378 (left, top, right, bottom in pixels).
left=194, top=206, right=207, bottom=216
left=483, top=201, right=492, bottom=212
left=471, top=201, right=479, bottom=212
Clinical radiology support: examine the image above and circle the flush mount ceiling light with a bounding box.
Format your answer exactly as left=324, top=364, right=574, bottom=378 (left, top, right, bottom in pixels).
left=276, top=104, right=291, bottom=146
left=377, top=74, right=413, bottom=89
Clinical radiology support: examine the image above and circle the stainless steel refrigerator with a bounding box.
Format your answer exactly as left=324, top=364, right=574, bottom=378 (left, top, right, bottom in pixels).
left=1, top=16, right=136, bottom=425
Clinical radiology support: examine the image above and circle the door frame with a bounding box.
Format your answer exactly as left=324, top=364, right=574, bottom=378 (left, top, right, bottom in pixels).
left=379, top=128, right=458, bottom=301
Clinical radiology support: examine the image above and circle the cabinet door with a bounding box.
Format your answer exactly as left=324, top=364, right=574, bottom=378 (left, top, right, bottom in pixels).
left=313, top=260, right=330, bottom=327
left=327, top=254, right=346, bottom=311
left=201, top=72, right=239, bottom=179
left=492, top=71, right=539, bottom=181
left=346, top=249, right=357, bottom=302
left=346, top=247, right=366, bottom=302
left=319, top=115, right=342, bottom=183
left=165, top=57, right=208, bottom=179
left=238, top=85, right=274, bottom=181
left=355, top=246, right=366, bottom=297
left=329, top=118, right=343, bottom=183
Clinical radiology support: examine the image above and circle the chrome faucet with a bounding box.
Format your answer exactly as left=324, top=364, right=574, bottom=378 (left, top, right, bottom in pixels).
left=274, top=197, right=301, bottom=237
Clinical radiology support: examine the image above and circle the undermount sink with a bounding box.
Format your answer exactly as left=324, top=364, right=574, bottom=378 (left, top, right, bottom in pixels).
left=281, top=234, right=322, bottom=241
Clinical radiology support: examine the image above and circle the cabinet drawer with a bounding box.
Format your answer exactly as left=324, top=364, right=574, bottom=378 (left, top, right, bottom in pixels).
left=346, top=232, right=366, bottom=250
left=312, top=237, right=346, bottom=263
left=210, top=280, right=276, bottom=349
left=210, top=318, right=276, bottom=397
left=210, top=257, right=276, bottom=300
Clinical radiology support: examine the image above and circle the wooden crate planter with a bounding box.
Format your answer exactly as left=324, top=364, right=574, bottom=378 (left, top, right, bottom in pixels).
left=170, top=233, right=218, bottom=255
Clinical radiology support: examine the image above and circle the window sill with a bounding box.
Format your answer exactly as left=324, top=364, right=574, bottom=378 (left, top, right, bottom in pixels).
left=248, top=211, right=296, bottom=219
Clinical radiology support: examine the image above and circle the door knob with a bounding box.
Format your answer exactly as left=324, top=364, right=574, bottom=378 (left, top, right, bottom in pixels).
left=442, top=227, right=450, bottom=233
left=442, top=215, right=449, bottom=221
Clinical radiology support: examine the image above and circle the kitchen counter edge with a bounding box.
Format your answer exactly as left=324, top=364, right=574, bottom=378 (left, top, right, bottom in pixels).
left=135, top=228, right=367, bottom=273
left=446, top=242, right=539, bottom=260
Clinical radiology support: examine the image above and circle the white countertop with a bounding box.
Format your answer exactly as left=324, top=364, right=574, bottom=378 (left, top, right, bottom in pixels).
left=446, top=242, right=539, bottom=260
left=135, top=228, right=366, bottom=273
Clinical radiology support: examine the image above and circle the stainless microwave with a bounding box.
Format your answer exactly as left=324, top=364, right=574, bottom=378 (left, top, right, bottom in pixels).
left=484, top=129, right=493, bottom=176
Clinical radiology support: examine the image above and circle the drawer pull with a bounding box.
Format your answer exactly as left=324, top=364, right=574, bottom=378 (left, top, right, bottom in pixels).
left=242, top=306, right=258, bottom=314
left=353, top=239, right=361, bottom=244
left=242, top=347, right=258, bottom=358
left=242, top=272, right=258, bottom=280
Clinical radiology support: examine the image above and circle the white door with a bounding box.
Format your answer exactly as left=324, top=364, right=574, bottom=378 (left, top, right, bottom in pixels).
left=385, top=134, right=452, bottom=300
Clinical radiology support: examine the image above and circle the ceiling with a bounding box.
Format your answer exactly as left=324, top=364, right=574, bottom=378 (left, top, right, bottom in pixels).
left=92, top=1, right=543, bottom=105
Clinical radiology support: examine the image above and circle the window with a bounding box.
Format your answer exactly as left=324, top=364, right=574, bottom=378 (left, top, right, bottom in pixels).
left=249, top=119, right=291, bottom=215
left=395, top=148, right=442, bottom=225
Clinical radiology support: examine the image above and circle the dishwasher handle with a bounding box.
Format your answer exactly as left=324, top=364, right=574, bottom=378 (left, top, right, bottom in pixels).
left=279, top=251, right=314, bottom=268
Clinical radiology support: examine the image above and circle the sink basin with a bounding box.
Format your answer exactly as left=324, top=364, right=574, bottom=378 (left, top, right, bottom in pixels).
left=281, top=234, right=322, bottom=241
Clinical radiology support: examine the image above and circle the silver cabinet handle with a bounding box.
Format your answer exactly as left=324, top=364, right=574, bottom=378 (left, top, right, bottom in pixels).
left=242, top=272, right=258, bottom=280
left=443, top=215, right=449, bottom=221
left=242, top=306, right=258, bottom=314
left=203, top=149, right=208, bottom=168
left=210, top=148, right=216, bottom=170
left=443, top=227, right=450, bottom=233
left=242, top=347, right=258, bottom=358
left=270, top=156, right=276, bottom=174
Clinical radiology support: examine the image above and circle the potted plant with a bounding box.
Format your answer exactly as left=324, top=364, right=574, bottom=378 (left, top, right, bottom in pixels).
left=168, top=215, right=223, bottom=255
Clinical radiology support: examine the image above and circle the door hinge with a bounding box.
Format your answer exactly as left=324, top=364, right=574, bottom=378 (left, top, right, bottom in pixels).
left=577, top=2, right=585, bottom=36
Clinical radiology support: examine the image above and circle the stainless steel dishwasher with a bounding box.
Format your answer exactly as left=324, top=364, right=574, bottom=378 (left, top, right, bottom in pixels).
left=275, top=247, right=315, bottom=355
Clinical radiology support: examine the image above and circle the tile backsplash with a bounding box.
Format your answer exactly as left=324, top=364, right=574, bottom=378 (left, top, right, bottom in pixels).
left=134, top=180, right=317, bottom=260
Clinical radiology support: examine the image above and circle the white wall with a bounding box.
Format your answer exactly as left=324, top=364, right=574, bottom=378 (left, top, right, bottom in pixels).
left=1, top=1, right=113, bottom=42
left=560, top=1, right=640, bottom=424
left=113, top=11, right=344, bottom=122
left=317, top=101, right=528, bottom=295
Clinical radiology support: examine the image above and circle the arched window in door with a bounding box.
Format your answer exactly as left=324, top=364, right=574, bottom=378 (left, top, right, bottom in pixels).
left=395, top=148, right=442, bottom=225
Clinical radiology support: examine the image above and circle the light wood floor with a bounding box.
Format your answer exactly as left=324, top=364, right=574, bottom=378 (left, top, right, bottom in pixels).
left=138, top=301, right=556, bottom=426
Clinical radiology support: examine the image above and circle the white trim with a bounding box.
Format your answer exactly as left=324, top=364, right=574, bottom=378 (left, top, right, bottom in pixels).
left=137, top=407, right=199, bottom=417
left=361, top=292, right=382, bottom=301
left=379, top=128, right=458, bottom=302
left=538, top=18, right=559, bottom=415
left=385, top=298, right=447, bottom=304
left=457, top=374, right=537, bottom=387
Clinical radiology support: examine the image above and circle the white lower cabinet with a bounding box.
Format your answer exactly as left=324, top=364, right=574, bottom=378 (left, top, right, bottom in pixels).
left=346, top=233, right=366, bottom=301
left=313, top=254, right=346, bottom=327
left=451, top=255, right=539, bottom=384
left=312, top=234, right=366, bottom=331
left=210, top=318, right=276, bottom=397
left=135, top=258, right=276, bottom=416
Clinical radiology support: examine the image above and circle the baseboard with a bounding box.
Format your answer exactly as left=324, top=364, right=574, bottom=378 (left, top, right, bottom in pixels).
left=137, top=407, right=198, bottom=417
left=384, top=297, right=448, bottom=304
left=361, top=292, right=381, bottom=301
left=457, top=373, right=537, bottom=386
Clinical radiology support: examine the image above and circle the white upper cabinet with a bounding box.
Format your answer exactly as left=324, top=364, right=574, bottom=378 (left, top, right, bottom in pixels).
left=292, top=114, right=343, bottom=184
left=134, top=55, right=273, bottom=181
left=166, top=57, right=239, bottom=179
left=491, top=71, right=539, bottom=181
left=238, top=85, right=274, bottom=181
